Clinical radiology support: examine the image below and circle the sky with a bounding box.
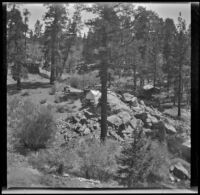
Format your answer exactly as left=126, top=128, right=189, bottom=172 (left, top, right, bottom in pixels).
left=14, top=3, right=191, bottom=35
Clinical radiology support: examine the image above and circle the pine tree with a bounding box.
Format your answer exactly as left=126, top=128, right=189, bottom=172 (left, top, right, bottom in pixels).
left=176, top=12, right=188, bottom=117
left=162, top=18, right=177, bottom=94
left=7, top=4, right=27, bottom=90
left=43, top=4, right=67, bottom=84
left=23, top=8, right=30, bottom=60
left=116, top=127, right=153, bottom=187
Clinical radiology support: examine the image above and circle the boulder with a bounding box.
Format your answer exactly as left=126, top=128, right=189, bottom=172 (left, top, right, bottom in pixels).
left=123, top=93, right=134, bottom=102
left=123, top=93, right=138, bottom=107
left=171, top=162, right=190, bottom=180
left=181, top=140, right=191, bottom=162
left=107, top=92, right=131, bottom=114
left=108, top=129, right=124, bottom=142
left=147, top=113, right=158, bottom=124
left=107, top=115, right=122, bottom=127
left=83, top=109, right=94, bottom=118
left=78, top=124, right=87, bottom=133
left=131, top=106, right=144, bottom=113
left=146, top=118, right=151, bottom=123
left=143, top=128, right=153, bottom=137
left=135, top=112, right=148, bottom=123
left=83, top=127, right=91, bottom=135
left=145, top=106, right=154, bottom=114
left=140, top=100, right=145, bottom=106
left=129, top=117, right=138, bottom=129
left=117, top=111, right=131, bottom=124
left=93, top=123, right=100, bottom=130
left=164, top=123, right=177, bottom=134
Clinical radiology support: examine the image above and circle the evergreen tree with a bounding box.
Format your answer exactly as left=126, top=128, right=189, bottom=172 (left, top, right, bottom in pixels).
left=116, top=127, right=153, bottom=187
left=34, top=19, right=43, bottom=40
left=7, top=4, right=27, bottom=89
left=175, top=12, right=188, bottom=117
left=162, top=18, right=177, bottom=93
left=43, top=4, right=67, bottom=84
left=23, top=8, right=30, bottom=60
left=85, top=3, right=120, bottom=142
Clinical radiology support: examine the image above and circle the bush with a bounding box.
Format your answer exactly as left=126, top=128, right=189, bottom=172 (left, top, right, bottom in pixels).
left=74, top=137, right=121, bottom=182
left=8, top=99, right=56, bottom=152
left=28, top=147, right=64, bottom=174
left=49, top=84, right=57, bottom=95
left=40, top=98, right=47, bottom=104
left=116, top=128, right=169, bottom=188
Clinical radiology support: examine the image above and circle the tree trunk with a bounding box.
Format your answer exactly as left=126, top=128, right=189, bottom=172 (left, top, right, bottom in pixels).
left=100, top=27, right=108, bottom=143
left=100, top=59, right=108, bottom=143
left=153, top=55, right=157, bottom=88
left=133, top=64, right=136, bottom=92
left=50, top=36, right=55, bottom=84
left=178, top=62, right=182, bottom=117
left=173, top=82, right=176, bottom=106
left=17, top=78, right=21, bottom=90
left=167, top=73, right=170, bottom=96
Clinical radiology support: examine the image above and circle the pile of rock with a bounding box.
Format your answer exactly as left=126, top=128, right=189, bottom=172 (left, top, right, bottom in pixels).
left=169, top=162, right=190, bottom=182
left=56, top=91, right=189, bottom=145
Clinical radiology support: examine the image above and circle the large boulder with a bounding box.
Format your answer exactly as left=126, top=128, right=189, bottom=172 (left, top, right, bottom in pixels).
left=123, top=93, right=138, bottom=107
left=107, top=92, right=131, bottom=114
left=83, top=127, right=91, bottom=135
left=164, top=123, right=177, bottom=134
left=147, top=113, right=159, bottom=124
left=181, top=140, right=191, bottom=162
left=123, top=93, right=134, bottom=102
left=129, top=117, right=138, bottom=129
left=135, top=112, right=148, bottom=123
left=170, top=162, right=190, bottom=180
left=117, top=111, right=131, bottom=124
left=107, top=115, right=122, bottom=127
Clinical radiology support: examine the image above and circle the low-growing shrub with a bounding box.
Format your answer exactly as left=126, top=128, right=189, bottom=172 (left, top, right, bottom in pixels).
left=28, top=147, right=64, bottom=173
left=40, top=98, right=47, bottom=104
left=8, top=98, right=56, bottom=152
left=116, top=129, right=169, bottom=188
left=49, top=83, right=58, bottom=95
left=74, top=137, right=121, bottom=182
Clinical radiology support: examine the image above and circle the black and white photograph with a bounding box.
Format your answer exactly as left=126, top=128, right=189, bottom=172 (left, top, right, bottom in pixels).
left=4, top=1, right=197, bottom=192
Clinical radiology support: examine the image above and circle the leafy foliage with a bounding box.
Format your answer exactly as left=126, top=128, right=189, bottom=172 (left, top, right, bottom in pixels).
left=8, top=98, right=56, bottom=152
left=116, top=129, right=153, bottom=187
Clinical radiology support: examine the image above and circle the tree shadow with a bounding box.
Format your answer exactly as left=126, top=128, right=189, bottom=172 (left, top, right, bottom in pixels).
left=7, top=81, right=52, bottom=95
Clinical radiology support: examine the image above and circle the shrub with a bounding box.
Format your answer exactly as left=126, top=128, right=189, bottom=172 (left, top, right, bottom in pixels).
left=28, top=136, right=120, bottom=182
left=166, top=134, right=184, bottom=157
left=69, top=74, right=80, bottom=89
left=74, top=137, right=121, bottom=182
left=40, top=98, right=47, bottom=104
left=8, top=99, right=56, bottom=152
left=28, top=147, right=64, bottom=174
left=49, top=84, right=57, bottom=95
left=116, top=128, right=168, bottom=188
